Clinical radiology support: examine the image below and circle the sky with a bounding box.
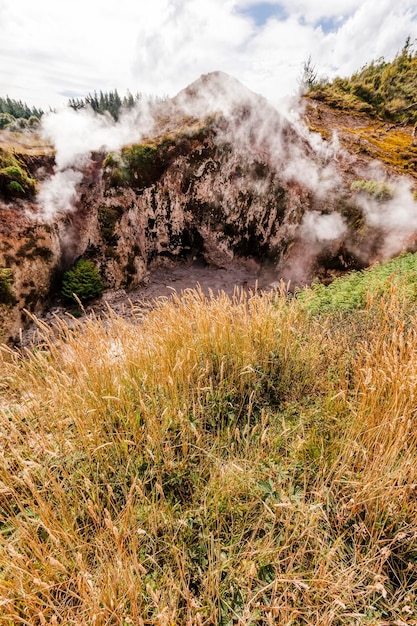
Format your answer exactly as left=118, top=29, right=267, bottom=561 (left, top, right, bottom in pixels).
left=1, top=0, right=417, bottom=110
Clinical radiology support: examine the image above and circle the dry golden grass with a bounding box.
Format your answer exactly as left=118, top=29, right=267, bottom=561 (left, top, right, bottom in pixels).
left=0, top=129, right=53, bottom=156
left=0, top=287, right=416, bottom=624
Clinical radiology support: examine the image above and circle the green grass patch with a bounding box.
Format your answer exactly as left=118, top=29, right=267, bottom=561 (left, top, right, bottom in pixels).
left=300, top=252, right=417, bottom=313
left=350, top=178, right=394, bottom=200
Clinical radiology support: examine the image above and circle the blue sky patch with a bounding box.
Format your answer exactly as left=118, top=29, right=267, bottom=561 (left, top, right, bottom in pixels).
left=239, top=2, right=288, bottom=27
left=316, top=15, right=347, bottom=34
left=59, top=89, right=86, bottom=99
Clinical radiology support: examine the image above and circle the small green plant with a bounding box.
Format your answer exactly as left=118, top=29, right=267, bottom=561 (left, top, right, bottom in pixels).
left=102, top=152, right=129, bottom=188
left=0, top=148, right=37, bottom=199
left=351, top=179, right=394, bottom=201
left=27, top=115, right=40, bottom=128
left=61, top=259, right=105, bottom=303
left=0, top=268, right=14, bottom=304
left=0, top=112, right=14, bottom=129
left=7, top=180, right=25, bottom=196
left=121, top=143, right=163, bottom=188
left=98, top=205, right=124, bottom=247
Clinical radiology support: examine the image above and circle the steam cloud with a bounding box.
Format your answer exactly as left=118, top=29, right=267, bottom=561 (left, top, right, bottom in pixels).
left=301, top=211, right=347, bottom=242
left=37, top=169, right=83, bottom=222
left=37, top=102, right=155, bottom=221
left=354, top=176, right=417, bottom=260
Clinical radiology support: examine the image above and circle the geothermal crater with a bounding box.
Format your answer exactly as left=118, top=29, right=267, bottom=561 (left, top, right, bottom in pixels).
left=2, top=71, right=417, bottom=342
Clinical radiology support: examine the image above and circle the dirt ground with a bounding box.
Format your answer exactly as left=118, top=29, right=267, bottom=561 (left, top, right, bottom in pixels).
left=19, top=259, right=281, bottom=348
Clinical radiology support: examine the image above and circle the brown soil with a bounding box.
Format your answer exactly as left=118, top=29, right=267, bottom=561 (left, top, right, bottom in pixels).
left=19, top=259, right=280, bottom=348
left=303, top=97, right=417, bottom=182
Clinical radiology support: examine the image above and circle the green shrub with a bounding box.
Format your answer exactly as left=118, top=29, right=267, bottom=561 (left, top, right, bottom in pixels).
left=0, top=148, right=37, bottom=199
left=121, top=143, right=163, bottom=188
left=62, top=259, right=105, bottom=303
left=0, top=112, right=14, bottom=129
left=0, top=268, right=14, bottom=304
left=7, top=180, right=25, bottom=196
left=27, top=115, right=40, bottom=128
left=102, top=152, right=129, bottom=188
left=103, top=144, right=164, bottom=190
left=7, top=117, right=28, bottom=130
left=350, top=179, right=394, bottom=201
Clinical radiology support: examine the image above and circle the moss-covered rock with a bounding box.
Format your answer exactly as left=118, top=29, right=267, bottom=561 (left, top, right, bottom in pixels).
left=98, top=205, right=124, bottom=248
left=0, top=148, right=37, bottom=199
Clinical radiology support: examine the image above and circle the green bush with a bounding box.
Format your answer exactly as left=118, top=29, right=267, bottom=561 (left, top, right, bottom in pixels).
left=0, top=268, right=14, bottom=304
left=7, top=180, right=25, bottom=196
left=0, top=112, right=14, bottom=129
left=350, top=179, right=394, bottom=201
left=102, top=152, right=129, bottom=188
left=103, top=144, right=164, bottom=190
left=27, top=115, right=40, bottom=128
left=0, top=148, right=37, bottom=199
left=121, top=143, right=163, bottom=188
left=62, top=259, right=105, bottom=303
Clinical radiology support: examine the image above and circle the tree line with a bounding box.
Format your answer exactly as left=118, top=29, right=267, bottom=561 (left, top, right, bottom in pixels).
left=0, top=96, right=43, bottom=120
left=68, top=89, right=167, bottom=120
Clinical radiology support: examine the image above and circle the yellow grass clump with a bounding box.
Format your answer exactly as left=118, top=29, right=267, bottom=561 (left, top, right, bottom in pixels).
left=0, top=287, right=416, bottom=624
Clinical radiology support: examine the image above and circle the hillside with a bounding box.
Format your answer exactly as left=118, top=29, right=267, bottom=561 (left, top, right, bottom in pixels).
left=305, top=40, right=417, bottom=177
left=308, top=39, right=417, bottom=125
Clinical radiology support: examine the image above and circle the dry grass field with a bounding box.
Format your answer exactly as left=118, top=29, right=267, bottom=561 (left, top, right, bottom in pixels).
left=0, top=267, right=416, bottom=624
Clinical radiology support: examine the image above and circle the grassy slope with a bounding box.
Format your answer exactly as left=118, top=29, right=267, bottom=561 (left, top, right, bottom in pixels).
left=306, top=40, right=417, bottom=178
left=310, top=39, right=417, bottom=124
left=0, top=261, right=416, bottom=623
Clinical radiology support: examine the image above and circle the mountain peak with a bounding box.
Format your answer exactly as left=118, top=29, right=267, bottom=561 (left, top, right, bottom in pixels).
left=171, top=70, right=265, bottom=117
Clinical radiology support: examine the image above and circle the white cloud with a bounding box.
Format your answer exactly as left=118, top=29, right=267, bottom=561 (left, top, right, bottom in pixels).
left=0, top=0, right=417, bottom=109
left=271, top=0, right=363, bottom=22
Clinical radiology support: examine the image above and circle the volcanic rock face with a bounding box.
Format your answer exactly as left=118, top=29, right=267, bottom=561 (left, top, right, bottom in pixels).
left=62, top=73, right=352, bottom=285
left=1, top=71, right=416, bottom=341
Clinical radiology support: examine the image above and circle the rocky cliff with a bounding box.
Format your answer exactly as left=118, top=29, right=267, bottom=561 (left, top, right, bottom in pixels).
left=1, top=71, right=417, bottom=342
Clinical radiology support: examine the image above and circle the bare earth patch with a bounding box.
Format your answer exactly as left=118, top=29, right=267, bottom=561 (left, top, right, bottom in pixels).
left=19, top=259, right=279, bottom=347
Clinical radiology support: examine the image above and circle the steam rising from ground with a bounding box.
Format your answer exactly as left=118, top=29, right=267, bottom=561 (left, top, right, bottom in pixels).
left=301, top=212, right=347, bottom=243
left=38, top=103, right=155, bottom=220
left=37, top=170, right=83, bottom=221
left=354, top=177, right=417, bottom=260
left=35, top=70, right=417, bottom=281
